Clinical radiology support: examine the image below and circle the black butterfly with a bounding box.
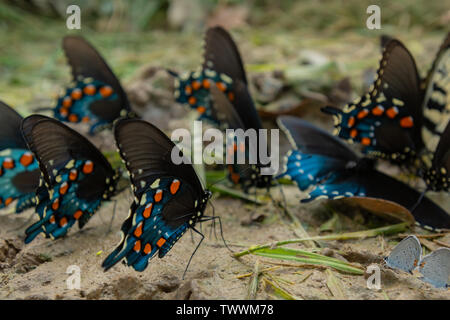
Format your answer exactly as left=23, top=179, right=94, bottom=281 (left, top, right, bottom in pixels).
left=21, top=115, right=119, bottom=243
left=278, top=115, right=450, bottom=231
left=53, top=36, right=134, bottom=134
left=102, top=118, right=213, bottom=272
left=170, top=26, right=256, bottom=126
left=210, top=84, right=272, bottom=191
left=0, top=101, right=40, bottom=213
left=323, top=34, right=450, bottom=169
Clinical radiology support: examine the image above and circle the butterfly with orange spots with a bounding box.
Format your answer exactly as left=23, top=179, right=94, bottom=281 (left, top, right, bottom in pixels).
left=278, top=116, right=450, bottom=232
left=21, top=115, right=119, bottom=243
left=323, top=34, right=450, bottom=172
left=103, top=119, right=218, bottom=275
left=0, top=101, right=40, bottom=213
left=52, top=36, right=134, bottom=135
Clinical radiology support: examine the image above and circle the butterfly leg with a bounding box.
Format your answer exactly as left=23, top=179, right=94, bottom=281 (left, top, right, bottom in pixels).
left=198, top=215, right=232, bottom=253
left=182, top=226, right=205, bottom=280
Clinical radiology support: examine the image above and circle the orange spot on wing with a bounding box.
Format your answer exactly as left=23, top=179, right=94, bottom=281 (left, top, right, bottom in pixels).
left=60, top=108, right=69, bottom=117
left=400, top=116, right=414, bottom=128
left=156, top=237, right=166, bottom=247
left=49, top=215, right=56, bottom=223
left=59, top=217, right=68, bottom=227
left=357, top=109, right=369, bottom=119
left=192, top=81, right=201, bottom=90
left=143, top=203, right=153, bottom=218
left=62, top=97, right=72, bottom=108
left=372, top=105, right=384, bottom=116
left=347, top=116, right=355, bottom=127
left=228, top=92, right=235, bottom=101
left=52, top=199, right=60, bottom=211
left=143, top=243, right=152, bottom=254
left=184, top=85, right=192, bottom=95
left=68, top=114, right=79, bottom=123
left=134, top=222, right=143, bottom=237
left=74, top=210, right=83, bottom=220
left=59, top=182, right=69, bottom=195
left=69, top=169, right=78, bottom=181
left=83, top=84, right=96, bottom=95
left=82, top=160, right=94, bottom=174
left=154, top=190, right=163, bottom=203
left=188, top=96, right=197, bottom=105
left=361, top=137, right=371, bottom=146
left=5, top=197, right=13, bottom=206
left=3, top=158, right=14, bottom=169
left=386, top=107, right=398, bottom=118
left=202, top=79, right=210, bottom=89
left=216, top=82, right=226, bottom=92
left=133, top=240, right=141, bottom=252
left=20, top=152, right=34, bottom=167
left=82, top=116, right=90, bottom=123
left=350, top=129, right=358, bottom=138
left=197, top=106, right=206, bottom=114
left=71, top=88, right=82, bottom=100
left=99, top=86, right=113, bottom=98
left=170, top=179, right=180, bottom=195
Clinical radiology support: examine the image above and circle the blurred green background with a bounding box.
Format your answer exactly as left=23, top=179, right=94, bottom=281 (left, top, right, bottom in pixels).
left=0, top=0, right=449, bottom=113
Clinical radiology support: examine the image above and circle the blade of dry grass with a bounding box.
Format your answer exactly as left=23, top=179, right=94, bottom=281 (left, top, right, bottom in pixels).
left=234, top=223, right=409, bottom=258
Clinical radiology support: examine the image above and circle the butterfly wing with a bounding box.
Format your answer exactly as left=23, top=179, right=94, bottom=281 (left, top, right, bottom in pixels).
left=421, top=33, right=450, bottom=149
left=422, top=32, right=450, bottom=115
left=418, top=247, right=450, bottom=288
left=424, top=121, right=450, bottom=191
left=0, top=101, right=39, bottom=213
left=103, top=119, right=208, bottom=271
left=203, top=26, right=248, bottom=85
left=0, top=101, right=28, bottom=150
left=278, top=116, right=450, bottom=230
left=323, top=39, right=424, bottom=164
left=210, top=85, right=271, bottom=190
left=385, top=235, right=422, bottom=273
left=21, top=115, right=117, bottom=242
left=55, top=36, right=131, bottom=132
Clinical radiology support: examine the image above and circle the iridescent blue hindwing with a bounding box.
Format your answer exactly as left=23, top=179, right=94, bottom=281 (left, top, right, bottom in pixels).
left=103, top=177, right=192, bottom=272
left=0, top=149, right=39, bottom=213
left=54, top=78, right=119, bottom=133
left=174, top=69, right=234, bottom=124
left=24, top=159, right=116, bottom=243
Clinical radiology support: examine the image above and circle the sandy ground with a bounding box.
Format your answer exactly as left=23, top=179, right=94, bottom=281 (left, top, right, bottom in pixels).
left=0, top=181, right=449, bottom=300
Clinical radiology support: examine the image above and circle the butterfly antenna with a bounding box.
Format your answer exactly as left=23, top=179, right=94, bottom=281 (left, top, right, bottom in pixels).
left=410, top=188, right=427, bottom=213
left=182, top=226, right=205, bottom=280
